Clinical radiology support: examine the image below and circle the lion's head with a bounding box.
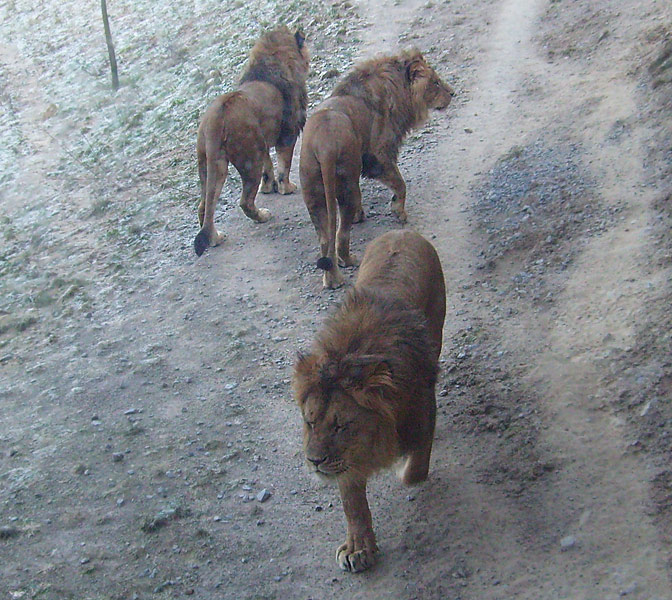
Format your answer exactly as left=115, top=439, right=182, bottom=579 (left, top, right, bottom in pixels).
left=293, top=353, right=400, bottom=479
left=405, top=49, right=455, bottom=123
left=329, top=49, right=454, bottom=156
left=293, top=289, right=438, bottom=479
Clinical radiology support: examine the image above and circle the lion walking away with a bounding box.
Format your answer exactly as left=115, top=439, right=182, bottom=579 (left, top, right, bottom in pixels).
left=293, top=230, right=446, bottom=572
left=194, top=26, right=309, bottom=256
left=299, top=49, right=454, bottom=287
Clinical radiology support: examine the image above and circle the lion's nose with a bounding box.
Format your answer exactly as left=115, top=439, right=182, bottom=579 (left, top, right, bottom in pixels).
left=307, top=455, right=327, bottom=467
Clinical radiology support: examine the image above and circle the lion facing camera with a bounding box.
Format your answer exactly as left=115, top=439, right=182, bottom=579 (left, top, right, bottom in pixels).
left=292, top=230, right=446, bottom=572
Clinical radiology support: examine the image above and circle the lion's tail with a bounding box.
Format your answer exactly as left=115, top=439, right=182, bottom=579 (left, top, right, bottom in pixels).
left=316, top=153, right=338, bottom=272
left=194, top=112, right=230, bottom=256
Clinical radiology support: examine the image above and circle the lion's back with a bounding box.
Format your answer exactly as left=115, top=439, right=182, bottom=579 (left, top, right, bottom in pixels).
left=357, top=230, right=446, bottom=358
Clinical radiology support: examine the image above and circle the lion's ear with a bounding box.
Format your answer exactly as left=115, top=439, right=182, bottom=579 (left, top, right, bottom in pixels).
left=294, top=351, right=318, bottom=376
left=294, top=29, right=306, bottom=49
left=293, top=352, right=322, bottom=404
left=360, top=361, right=393, bottom=390
left=406, top=59, right=426, bottom=83
left=405, top=50, right=427, bottom=82
left=343, top=356, right=393, bottom=391
left=347, top=359, right=396, bottom=422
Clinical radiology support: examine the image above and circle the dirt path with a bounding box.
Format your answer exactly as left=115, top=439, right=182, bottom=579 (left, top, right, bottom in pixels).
left=355, top=0, right=672, bottom=597
left=1, top=0, right=671, bottom=599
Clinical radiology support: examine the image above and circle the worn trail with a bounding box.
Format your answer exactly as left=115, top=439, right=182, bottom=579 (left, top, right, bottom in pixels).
left=360, top=0, right=672, bottom=597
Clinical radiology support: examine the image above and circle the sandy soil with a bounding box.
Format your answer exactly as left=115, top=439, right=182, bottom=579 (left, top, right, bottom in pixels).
left=1, top=0, right=671, bottom=599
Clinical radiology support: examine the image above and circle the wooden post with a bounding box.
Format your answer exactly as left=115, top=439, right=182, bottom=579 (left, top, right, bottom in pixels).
left=101, top=0, right=119, bottom=91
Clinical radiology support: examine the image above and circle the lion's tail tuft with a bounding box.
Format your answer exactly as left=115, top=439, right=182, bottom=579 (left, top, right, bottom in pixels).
left=316, top=257, right=333, bottom=271
left=194, top=229, right=210, bottom=256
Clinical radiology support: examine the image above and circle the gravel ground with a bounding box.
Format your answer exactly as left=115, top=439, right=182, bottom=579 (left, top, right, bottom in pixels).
left=1, top=0, right=671, bottom=598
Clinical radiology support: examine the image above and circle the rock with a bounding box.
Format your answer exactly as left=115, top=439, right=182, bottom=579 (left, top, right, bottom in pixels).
left=560, top=535, right=577, bottom=550
left=112, top=452, right=124, bottom=462
left=619, top=581, right=638, bottom=596
left=639, top=399, right=656, bottom=417
left=153, top=580, right=174, bottom=594
left=256, top=489, right=272, bottom=503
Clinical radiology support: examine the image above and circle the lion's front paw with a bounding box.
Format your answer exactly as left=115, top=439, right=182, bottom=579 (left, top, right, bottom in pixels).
left=278, top=180, right=297, bottom=195
left=391, top=204, right=407, bottom=223
left=336, top=539, right=377, bottom=573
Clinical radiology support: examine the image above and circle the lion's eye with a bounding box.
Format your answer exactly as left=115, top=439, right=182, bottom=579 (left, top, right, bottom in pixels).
left=334, top=421, right=350, bottom=433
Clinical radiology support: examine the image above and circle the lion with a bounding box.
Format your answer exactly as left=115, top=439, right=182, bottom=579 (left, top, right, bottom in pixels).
left=299, top=49, right=454, bottom=287
left=194, top=26, right=309, bottom=256
left=292, top=230, right=446, bottom=572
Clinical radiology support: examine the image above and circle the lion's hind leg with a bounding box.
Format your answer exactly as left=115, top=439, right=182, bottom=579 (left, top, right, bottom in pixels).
left=399, top=389, right=436, bottom=486
left=194, top=156, right=228, bottom=256
left=232, top=145, right=271, bottom=223
left=310, top=199, right=344, bottom=289
left=259, top=152, right=278, bottom=194
left=336, top=185, right=361, bottom=269
left=400, top=442, right=433, bottom=486
left=276, top=141, right=298, bottom=195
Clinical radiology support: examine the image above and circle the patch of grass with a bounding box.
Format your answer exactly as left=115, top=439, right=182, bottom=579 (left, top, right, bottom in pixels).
left=90, top=198, right=112, bottom=216
left=11, top=313, right=38, bottom=333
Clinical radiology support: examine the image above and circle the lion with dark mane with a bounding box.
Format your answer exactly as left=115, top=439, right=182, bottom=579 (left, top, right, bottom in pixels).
left=194, top=26, right=309, bottom=256
left=299, top=49, right=454, bottom=287
left=293, top=230, right=446, bottom=572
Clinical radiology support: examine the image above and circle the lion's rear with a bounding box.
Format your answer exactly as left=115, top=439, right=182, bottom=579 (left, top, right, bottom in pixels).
left=300, top=108, right=364, bottom=287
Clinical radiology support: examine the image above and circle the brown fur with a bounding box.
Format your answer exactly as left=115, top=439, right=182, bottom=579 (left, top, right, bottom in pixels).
left=194, top=27, right=309, bottom=256
left=293, top=231, right=446, bottom=572
left=299, top=49, right=454, bottom=287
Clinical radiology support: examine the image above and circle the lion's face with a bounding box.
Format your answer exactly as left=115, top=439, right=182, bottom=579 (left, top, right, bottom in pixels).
left=293, top=354, right=399, bottom=479
left=407, top=52, right=455, bottom=112
left=422, top=70, right=455, bottom=110
left=300, top=389, right=384, bottom=477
